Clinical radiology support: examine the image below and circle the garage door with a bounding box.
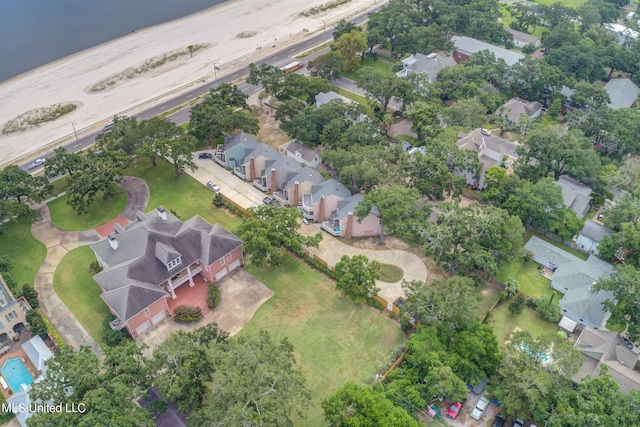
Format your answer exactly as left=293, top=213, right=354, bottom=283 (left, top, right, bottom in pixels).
left=215, top=269, right=228, bottom=282
left=151, top=311, right=166, bottom=326
left=136, top=321, right=151, bottom=336
left=228, top=260, right=240, bottom=272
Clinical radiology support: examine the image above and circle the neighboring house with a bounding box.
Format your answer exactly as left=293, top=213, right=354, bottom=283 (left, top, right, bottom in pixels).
left=573, top=328, right=640, bottom=393
left=450, top=35, right=524, bottom=66
left=255, top=155, right=303, bottom=194
left=279, top=140, right=322, bottom=168
left=576, top=219, right=614, bottom=255
left=506, top=28, right=540, bottom=48
left=315, top=91, right=355, bottom=108
left=299, top=179, right=352, bottom=222
left=401, top=141, right=427, bottom=156
left=604, top=78, right=640, bottom=109
left=271, top=167, right=325, bottom=207
left=6, top=335, right=54, bottom=427
left=554, top=176, right=593, bottom=219
left=0, top=274, right=30, bottom=349
left=322, top=193, right=381, bottom=239
left=395, top=52, right=456, bottom=81
left=499, top=97, right=544, bottom=124
left=91, top=207, right=244, bottom=339
left=456, top=129, right=519, bottom=189
left=606, top=23, right=640, bottom=45
left=214, top=132, right=266, bottom=171
left=524, top=236, right=614, bottom=329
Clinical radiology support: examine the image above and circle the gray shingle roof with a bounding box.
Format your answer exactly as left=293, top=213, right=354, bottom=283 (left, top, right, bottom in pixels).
left=554, top=176, right=593, bottom=218
left=396, top=52, right=456, bottom=80
left=284, top=140, right=320, bottom=163
left=315, top=91, right=355, bottom=106
left=91, top=208, right=242, bottom=321
left=311, top=179, right=351, bottom=201
left=451, top=35, right=524, bottom=66
left=222, top=132, right=261, bottom=151
left=333, top=193, right=380, bottom=220
left=501, top=97, right=543, bottom=123
left=579, top=219, right=613, bottom=243
left=604, top=78, right=640, bottom=109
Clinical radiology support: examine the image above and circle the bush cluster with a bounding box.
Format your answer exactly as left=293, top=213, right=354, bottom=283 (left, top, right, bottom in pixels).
left=173, top=305, right=202, bottom=322
left=207, top=285, right=221, bottom=309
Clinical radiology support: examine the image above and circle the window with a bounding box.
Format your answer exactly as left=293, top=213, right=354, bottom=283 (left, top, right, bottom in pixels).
left=0, top=293, right=7, bottom=308
left=144, top=308, right=150, bottom=318
left=220, top=257, right=226, bottom=266
left=5, top=311, right=17, bottom=322
left=166, top=256, right=182, bottom=270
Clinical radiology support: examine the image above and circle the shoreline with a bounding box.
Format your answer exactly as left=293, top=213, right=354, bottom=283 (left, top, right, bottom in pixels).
left=0, top=0, right=381, bottom=167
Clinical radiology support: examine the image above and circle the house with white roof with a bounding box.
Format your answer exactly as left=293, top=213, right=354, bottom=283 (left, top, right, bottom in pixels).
left=606, top=23, right=640, bottom=45
left=604, top=78, right=640, bottom=109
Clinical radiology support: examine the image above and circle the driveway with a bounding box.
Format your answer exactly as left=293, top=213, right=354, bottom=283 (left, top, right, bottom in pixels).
left=444, top=391, right=502, bottom=427
left=136, top=269, right=273, bottom=356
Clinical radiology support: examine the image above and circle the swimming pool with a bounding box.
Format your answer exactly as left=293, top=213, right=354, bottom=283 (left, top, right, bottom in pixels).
left=0, top=357, right=34, bottom=393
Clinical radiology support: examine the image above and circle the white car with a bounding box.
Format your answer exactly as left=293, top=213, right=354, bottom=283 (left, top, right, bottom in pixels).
left=470, top=396, right=490, bottom=420
left=206, top=181, right=220, bottom=192
left=28, top=158, right=45, bottom=169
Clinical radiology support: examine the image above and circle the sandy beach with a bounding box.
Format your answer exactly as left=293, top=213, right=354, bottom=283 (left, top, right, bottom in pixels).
left=0, top=0, right=380, bottom=167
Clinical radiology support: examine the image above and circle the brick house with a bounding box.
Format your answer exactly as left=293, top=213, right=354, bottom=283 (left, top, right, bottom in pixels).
left=0, top=274, right=30, bottom=349
left=90, top=207, right=243, bottom=339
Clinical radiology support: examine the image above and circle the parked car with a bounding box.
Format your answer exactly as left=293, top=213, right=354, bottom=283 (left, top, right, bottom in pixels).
left=470, top=396, right=490, bottom=420
left=206, top=181, right=220, bottom=192
left=28, top=158, right=45, bottom=169
left=481, top=128, right=491, bottom=136
left=491, top=415, right=505, bottom=427
left=513, top=419, right=525, bottom=427
left=446, top=402, right=462, bottom=419
left=622, top=336, right=634, bottom=349
left=471, top=378, right=488, bottom=394
left=263, top=196, right=273, bottom=204
left=198, top=152, right=213, bottom=159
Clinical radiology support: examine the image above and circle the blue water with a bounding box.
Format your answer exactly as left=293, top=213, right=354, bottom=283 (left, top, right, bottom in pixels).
left=0, top=0, right=226, bottom=83
left=0, top=357, right=34, bottom=393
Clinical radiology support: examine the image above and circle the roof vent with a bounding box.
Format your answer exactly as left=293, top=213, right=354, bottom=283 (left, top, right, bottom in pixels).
left=157, top=206, right=167, bottom=221
left=108, top=233, right=119, bottom=250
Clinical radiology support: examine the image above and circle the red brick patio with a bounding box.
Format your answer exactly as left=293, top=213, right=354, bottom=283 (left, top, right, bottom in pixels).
left=95, top=215, right=130, bottom=238
left=167, top=274, right=213, bottom=318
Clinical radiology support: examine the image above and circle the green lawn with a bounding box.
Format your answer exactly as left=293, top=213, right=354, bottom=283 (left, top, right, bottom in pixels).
left=378, top=263, right=403, bottom=283
left=125, top=159, right=241, bottom=231
left=0, top=217, right=46, bottom=289
left=344, top=57, right=395, bottom=81
left=477, top=281, right=502, bottom=319
left=500, top=5, right=547, bottom=39
left=241, top=254, right=404, bottom=426
left=53, top=246, right=112, bottom=347
left=47, top=187, right=128, bottom=231
left=489, top=303, right=558, bottom=345
left=334, top=88, right=375, bottom=116
left=534, top=0, right=582, bottom=8
left=496, top=258, right=554, bottom=300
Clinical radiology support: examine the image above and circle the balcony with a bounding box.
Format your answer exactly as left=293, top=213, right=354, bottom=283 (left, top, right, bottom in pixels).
left=322, top=220, right=341, bottom=236
left=234, top=166, right=246, bottom=180
left=253, top=177, right=268, bottom=192
left=301, top=194, right=313, bottom=210
left=299, top=206, right=314, bottom=220
left=272, top=191, right=290, bottom=206
left=214, top=150, right=227, bottom=167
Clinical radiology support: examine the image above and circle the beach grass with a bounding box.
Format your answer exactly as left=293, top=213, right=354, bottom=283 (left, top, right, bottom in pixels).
left=241, top=254, right=404, bottom=426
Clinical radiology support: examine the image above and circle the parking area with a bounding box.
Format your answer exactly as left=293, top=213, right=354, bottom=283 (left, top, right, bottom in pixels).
left=190, top=151, right=267, bottom=209
left=443, top=391, right=502, bottom=427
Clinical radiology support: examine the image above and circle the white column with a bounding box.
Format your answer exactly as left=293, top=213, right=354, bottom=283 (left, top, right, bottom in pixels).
left=168, top=277, right=176, bottom=299
left=187, top=265, right=195, bottom=287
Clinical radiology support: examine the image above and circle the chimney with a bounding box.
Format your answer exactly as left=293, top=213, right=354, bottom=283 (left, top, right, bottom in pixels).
left=157, top=206, right=167, bottom=221
left=113, top=223, right=126, bottom=234
left=345, top=212, right=354, bottom=239
left=108, top=233, right=119, bottom=250
left=249, top=157, right=256, bottom=181
left=270, top=168, right=277, bottom=194
left=293, top=181, right=299, bottom=206
left=317, top=196, right=325, bottom=222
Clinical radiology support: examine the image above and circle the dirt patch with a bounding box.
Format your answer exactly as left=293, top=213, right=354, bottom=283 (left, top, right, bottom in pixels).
left=253, top=104, right=291, bottom=150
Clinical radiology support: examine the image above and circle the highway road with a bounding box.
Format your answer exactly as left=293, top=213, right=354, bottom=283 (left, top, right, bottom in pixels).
left=21, top=5, right=382, bottom=172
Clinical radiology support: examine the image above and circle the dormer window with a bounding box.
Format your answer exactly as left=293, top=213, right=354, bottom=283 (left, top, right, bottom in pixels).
left=166, top=256, right=182, bottom=270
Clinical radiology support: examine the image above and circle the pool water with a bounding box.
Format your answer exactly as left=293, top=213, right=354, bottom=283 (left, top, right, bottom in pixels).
left=0, top=357, right=34, bottom=393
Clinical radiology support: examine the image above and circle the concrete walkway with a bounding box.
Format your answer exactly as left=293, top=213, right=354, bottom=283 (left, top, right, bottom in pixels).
left=30, top=176, right=150, bottom=357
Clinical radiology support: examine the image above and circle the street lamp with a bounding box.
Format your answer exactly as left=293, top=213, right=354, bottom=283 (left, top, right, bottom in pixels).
left=209, top=60, right=221, bottom=85
left=71, top=122, right=79, bottom=142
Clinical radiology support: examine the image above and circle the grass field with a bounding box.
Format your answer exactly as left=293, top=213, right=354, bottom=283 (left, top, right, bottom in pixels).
left=48, top=187, right=128, bottom=231
left=344, top=57, right=395, bottom=81
left=496, top=258, right=554, bottom=300
left=242, top=254, right=404, bottom=426
left=378, top=263, right=403, bottom=283
left=500, top=5, right=547, bottom=39
left=53, top=246, right=112, bottom=347
left=125, top=159, right=241, bottom=231
left=0, top=217, right=47, bottom=289
left=489, top=303, right=557, bottom=345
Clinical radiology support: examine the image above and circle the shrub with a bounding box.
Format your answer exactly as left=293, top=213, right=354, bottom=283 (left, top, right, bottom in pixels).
left=26, top=309, right=48, bottom=336
left=535, top=297, right=561, bottom=322
left=173, top=305, right=202, bottom=322
left=89, top=261, right=102, bottom=275
left=508, top=294, right=525, bottom=316
left=526, top=298, right=538, bottom=309
left=206, top=285, right=221, bottom=309
left=102, top=316, right=127, bottom=347
left=400, top=316, right=413, bottom=334
left=21, top=284, right=39, bottom=309
left=213, top=193, right=224, bottom=207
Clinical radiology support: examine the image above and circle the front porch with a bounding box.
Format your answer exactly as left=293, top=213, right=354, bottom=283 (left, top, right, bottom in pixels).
left=300, top=195, right=314, bottom=219
left=167, top=273, right=213, bottom=318
left=322, top=219, right=341, bottom=236
left=234, top=166, right=247, bottom=180
left=253, top=177, right=268, bottom=192
left=272, top=190, right=290, bottom=206
left=214, top=146, right=227, bottom=166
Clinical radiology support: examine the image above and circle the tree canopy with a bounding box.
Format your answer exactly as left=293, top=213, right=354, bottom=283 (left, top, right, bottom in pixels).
left=333, top=254, right=380, bottom=303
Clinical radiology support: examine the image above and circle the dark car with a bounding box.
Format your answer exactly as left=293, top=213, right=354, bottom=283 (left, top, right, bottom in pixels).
left=446, top=402, right=462, bottom=419
left=263, top=196, right=273, bottom=204
left=491, top=415, right=505, bottom=427
left=513, top=419, right=525, bottom=427
left=472, top=378, right=489, bottom=394
left=622, top=336, right=634, bottom=349
left=198, top=152, right=213, bottom=159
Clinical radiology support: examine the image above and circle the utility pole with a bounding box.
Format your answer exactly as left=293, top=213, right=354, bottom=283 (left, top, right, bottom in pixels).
left=71, top=122, right=79, bottom=142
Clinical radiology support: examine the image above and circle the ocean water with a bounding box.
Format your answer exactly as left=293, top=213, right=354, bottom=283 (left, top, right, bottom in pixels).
left=0, top=0, right=225, bottom=83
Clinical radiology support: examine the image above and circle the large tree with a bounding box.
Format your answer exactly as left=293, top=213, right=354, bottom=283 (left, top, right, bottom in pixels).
left=308, top=51, right=346, bottom=81
left=44, top=147, right=82, bottom=178
left=356, top=68, right=412, bottom=116
left=189, top=83, right=258, bottom=144
left=401, top=276, right=480, bottom=331
left=162, top=133, right=197, bottom=177
left=424, top=203, right=524, bottom=277
left=135, top=117, right=183, bottom=167
left=333, top=30, right=367, bottom=72
left=355, top=185, right=430, bottom=244
left=235, top=204, right=322, bottom=267
left=190, top=330, right=311, bottom=425
left=0, top=165, right=51, bottom=206
left=333, top=254, right=380, bottom=303
left=440, top=97, right=487, bottom=129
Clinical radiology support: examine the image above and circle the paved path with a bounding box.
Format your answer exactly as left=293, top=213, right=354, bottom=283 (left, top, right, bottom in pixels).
left=30, top=176, right=150, bottom=357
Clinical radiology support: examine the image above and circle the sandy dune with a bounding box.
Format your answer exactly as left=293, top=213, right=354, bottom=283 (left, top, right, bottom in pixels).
left=0, top=0, right=380, bottom=166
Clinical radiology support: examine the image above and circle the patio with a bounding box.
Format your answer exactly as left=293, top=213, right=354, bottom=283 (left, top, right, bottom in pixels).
left=167, top=274, right=213, bottom=318
left=0, top=331, right=39, bottom=400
